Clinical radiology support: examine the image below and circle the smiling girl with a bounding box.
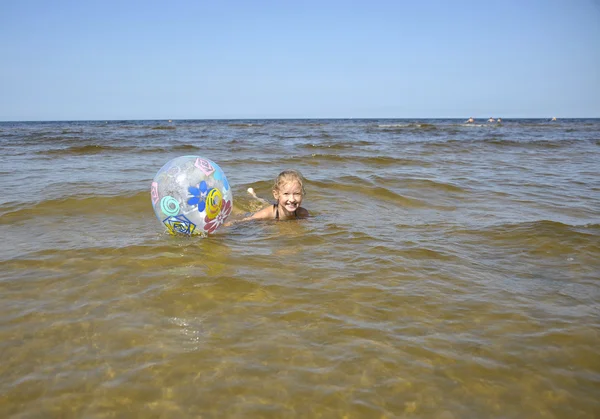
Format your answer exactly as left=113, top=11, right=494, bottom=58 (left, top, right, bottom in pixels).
left=247, top=170, right=309, bottom=221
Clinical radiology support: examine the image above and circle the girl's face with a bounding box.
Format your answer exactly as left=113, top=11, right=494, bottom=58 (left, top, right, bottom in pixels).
left=273, top=181, right=304, bottom=215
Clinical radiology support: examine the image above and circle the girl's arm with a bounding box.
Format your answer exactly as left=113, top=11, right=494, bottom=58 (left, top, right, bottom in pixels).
left=245, top=187, right=273, bottom=220
left=223, top=189, right=273, bottom=226
left=247, top=188, right=270, bottom=205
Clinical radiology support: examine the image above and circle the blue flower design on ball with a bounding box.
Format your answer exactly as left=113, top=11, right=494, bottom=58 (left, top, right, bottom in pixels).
left=188, top=181, right=209, bottom=212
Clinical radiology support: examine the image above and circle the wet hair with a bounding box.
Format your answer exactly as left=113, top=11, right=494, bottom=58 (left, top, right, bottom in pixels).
left=273, top=169, right=306, bottom=194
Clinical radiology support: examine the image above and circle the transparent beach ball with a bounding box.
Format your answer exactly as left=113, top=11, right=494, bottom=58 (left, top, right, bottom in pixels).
left=151, top=156, right=233, bottom=236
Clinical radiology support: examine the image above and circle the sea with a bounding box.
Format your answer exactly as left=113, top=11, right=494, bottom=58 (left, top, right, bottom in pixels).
left=1, top=118, right=599, bottom=418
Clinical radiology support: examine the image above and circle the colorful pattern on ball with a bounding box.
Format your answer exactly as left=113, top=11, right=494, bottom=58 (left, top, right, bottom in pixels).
left=151, top=156, right=233, bottom=236
left=187, top=181, right=209, bottom=212
left=204, top=199, right=232, bottom=234
left=205, top=188, right=223, bottom=220
left=163, top=214, right=196, bottom=236
left=151, top=182, right=159, bottom=206
left=160, top=196, right=180, bottom=216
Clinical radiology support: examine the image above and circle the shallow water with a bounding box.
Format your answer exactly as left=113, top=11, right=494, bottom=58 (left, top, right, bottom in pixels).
left=1, top=119, right=599, bottom=418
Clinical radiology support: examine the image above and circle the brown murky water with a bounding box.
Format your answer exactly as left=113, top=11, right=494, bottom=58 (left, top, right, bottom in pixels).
left=1, top=119, right=599, bottom=418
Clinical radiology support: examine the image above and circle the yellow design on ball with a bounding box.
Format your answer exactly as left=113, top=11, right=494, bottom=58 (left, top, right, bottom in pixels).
left=205, top=188, right=223, bottom=220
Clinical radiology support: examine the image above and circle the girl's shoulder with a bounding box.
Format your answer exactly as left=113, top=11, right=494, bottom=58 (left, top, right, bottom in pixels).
left=296, top=207, right=309, bottom=218
left=249, top=204, right=276, bottom=220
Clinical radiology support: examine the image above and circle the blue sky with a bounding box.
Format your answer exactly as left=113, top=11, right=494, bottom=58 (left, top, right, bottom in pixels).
left=1, top=0, right=599, bottom=121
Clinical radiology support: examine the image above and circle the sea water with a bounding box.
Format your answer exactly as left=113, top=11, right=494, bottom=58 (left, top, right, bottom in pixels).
left=1, top=119, right=599, bottom=418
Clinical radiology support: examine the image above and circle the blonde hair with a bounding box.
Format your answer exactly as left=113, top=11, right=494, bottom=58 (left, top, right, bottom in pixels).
left=273, top=169, right=306, bottom=194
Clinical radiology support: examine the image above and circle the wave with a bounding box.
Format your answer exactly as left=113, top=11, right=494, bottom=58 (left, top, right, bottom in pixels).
left=38, top=143, right=206, bottom=156
left=0, top=191, right=152, bottom=223
left=457, top=220, right=600, bottom=255
left=218, top=153, right=432, bottom=167
left=228, top=132, right=272, bottom=140
left=296, top=142, right=357, bottom=150
left=422, top=136, right=592, bottom=150
left=377, top=124, right=411, bottom=128
left=304, top=154, right=432, bottom=166
left=42, top=144, right=128, bottom=155
left=9, top=134, right=90, bottom=146
left=275, top=133, right=340, bottom=140
left=309, top=177, right=428, bottom=208
left=481, top=138, right=576, bottom=148
left=0, top=186, right=265, bottom=225
left=490, top=219, right=599, bottom=235
left=395, top=177, right=468, bottom=193
left=1, top=236, right=239, bottom=267
left=322, top=174, right=467, bottom=200
left=291, top=122, right=325, bottom=127
left=145, top=144, right=205, bottom=153
left=228, top=123, right=264, bottom=128
left=376, top=123, right=437, bottom=130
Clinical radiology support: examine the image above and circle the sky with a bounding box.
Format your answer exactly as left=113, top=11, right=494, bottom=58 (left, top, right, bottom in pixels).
left=1, top=0, right=599, bottom=121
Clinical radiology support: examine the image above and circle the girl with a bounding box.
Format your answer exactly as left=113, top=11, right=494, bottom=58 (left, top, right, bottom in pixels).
left=246, top=170, right=310, bottom=221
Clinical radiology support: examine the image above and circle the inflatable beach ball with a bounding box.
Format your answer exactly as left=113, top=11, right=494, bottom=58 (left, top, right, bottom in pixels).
left=151, top=156, right=233, bottom=236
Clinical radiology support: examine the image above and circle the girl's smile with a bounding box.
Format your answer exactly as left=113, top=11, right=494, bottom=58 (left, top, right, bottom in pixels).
left=274, top=181, right=303, bottom=217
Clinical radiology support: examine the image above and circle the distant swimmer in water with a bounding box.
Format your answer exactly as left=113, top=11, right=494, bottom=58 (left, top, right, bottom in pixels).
left=226, top=170, right=310, bottom=225
left=466, top=117, right=474, bottom=123
left=488, top=117, right=495, bottom=123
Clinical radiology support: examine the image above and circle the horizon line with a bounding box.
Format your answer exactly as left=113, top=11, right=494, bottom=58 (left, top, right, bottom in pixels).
left=1, top=116, right=598, bottom=123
